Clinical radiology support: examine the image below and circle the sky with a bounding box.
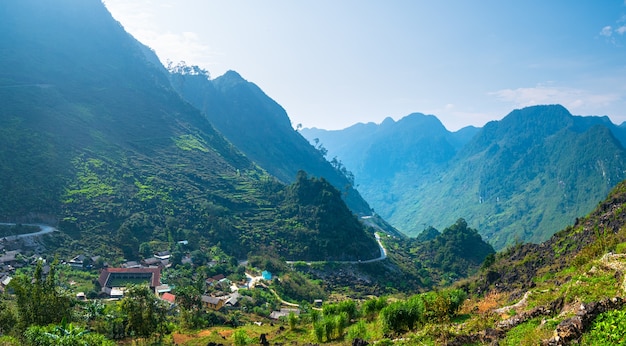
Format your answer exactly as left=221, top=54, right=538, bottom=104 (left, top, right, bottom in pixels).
left=103, top=0, right=626, bottom=131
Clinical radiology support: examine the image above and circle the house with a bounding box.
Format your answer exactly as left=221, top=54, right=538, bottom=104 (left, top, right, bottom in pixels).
left=76, top=292, right=86, bottom=301
left=155, top=284, right=172, bottom=294
left=160, top=292, right=176, bottom=304
left=154, top=251, right=170, bottom=260
left=0, top=250, right=20, bottom=266
left=69, top=255, right=87, bottom=269
left=141, top=257, right=161, bottom=267
left=201, top=295, right=224, bottom=310
left=269, top=308, right=300, bottom=320
left=97, top=267, right=161, bottom=297
left=121, top=261, right=142, bottom=269
left=206, top=274, right=226, bottom=286
left=109, top=287, right=124, bottom=299
left=0, top=275, right=11, bottom=292
left=224, top=292, right=241, bottom=307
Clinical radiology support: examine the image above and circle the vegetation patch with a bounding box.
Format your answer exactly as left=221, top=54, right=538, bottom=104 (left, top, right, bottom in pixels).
left=173, top=134, right=209, bottom=152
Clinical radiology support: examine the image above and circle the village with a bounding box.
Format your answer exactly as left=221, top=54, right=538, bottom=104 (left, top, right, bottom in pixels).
left=0, top=224, right=317, bottom=325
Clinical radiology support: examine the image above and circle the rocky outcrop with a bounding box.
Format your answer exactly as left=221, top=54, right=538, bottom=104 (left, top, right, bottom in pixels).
left=543, top=297, right=625, bottom=346
left=448, top=297, right=564, bottom=345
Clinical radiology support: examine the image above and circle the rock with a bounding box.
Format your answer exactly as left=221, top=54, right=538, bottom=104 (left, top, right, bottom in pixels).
left=352, top=338, right=369, bottom=346
left=260, top=333, right=269, bottom=346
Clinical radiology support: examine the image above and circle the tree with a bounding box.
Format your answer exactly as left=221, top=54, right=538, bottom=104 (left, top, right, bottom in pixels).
left=139, top=242, right=152, bottom=258
left=323, top=315, right=336, bottom=341
left=288, top=311, right=298, bottom=330
left=0, top=299, right=17, bottom=335
left=8, top=260, right=72, bottom=331
left=312, top=320, right=324, bottom=343
left=175, top=285, right=203, bottom=329
left=232, top=329, right=249, bottom=346
left=23, top=321, right=115, bottom=346
left=118, top=285, right=168, bottom=340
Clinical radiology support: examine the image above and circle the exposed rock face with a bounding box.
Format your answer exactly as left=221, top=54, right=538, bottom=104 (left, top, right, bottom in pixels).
left=448, top=297, right=564, bottom=346
left=260, top=333, right=269, bottom=346
left=543, top=297, right=625, bottom=346
left=352, top=338, right=369, bottom=346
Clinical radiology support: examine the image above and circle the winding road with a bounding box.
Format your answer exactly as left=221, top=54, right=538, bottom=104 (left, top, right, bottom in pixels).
left=0, top=223, right=58, bottom=241
left=285, top=232, right=388, bottom=265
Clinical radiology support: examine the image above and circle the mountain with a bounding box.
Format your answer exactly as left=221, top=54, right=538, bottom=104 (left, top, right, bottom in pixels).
left=167, top=66, right=372, bottom=215
left=301, top=114, right=477, bottom=219
left=303, top=105, right=626, bottom=250
left=0, top=0, right=378, bottom=261
left=302, top=114, right=478, bottom=184
left=445, top=179, right=626, bottom=345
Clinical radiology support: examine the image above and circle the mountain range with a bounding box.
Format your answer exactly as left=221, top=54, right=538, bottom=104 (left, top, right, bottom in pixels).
left=166, top=64, right=371, bottom=215
left=3, top=0, right=624, bottom=269
left=0, top=0, right=379, bottom=262
left=302, top=105, right=626, bottom=249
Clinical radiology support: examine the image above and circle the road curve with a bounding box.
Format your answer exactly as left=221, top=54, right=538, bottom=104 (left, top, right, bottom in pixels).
left=0, top=223, right=58, bottom=241
left=285, top=232, right=388, bottom=265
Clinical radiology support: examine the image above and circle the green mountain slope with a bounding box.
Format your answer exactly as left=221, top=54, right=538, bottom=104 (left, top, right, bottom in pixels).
left=403, top=105, right=626, bottom=249
left=0, top=0, right=378, bottom=261
left=444, top=179, right=626, bottom=345
left=167, top=66, right=372, bottom=215
left=304, top=105, right=626, bottom=250
left=301, top=114, right=477, bottom=219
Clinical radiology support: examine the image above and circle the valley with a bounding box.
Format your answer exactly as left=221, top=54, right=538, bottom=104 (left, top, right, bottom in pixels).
left=1, top=0, right=626, bottom=345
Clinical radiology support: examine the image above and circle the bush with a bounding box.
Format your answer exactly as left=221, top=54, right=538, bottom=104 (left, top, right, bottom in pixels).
left=581, top=308, right=626, bottom=345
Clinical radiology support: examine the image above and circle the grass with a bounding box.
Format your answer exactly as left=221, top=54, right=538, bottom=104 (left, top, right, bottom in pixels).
left=580, top=307, right=626, bottom=345
left=501, top=317, right=556, bottom=346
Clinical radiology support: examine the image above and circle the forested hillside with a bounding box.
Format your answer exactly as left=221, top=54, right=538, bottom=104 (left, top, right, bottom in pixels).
left=168, top=65, right=372, bottom=215
left=0, top=0, right=378, bottom=262
left=304, top=105, right=626, bottom=249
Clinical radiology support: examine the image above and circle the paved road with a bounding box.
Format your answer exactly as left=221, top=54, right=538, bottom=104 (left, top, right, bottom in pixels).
left=285, top=232, right=388, bottom=265
left=0, top=223, right=58, bottom=241
left=357, top=233, right=387, bottom=263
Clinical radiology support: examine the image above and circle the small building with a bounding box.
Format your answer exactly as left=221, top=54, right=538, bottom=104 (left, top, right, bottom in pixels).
left=109, top=287, right=124, bottom=299
left=0, top=250, right=20, bottom=266
left=224, top=292, right=241, bottom=307
left=269, top=308, right=300, bottom=320
left=201, top=295, right=224, bottom=311
left=154, top=251, right=170, bottom=260
left=142, top=257, right=161, bottom=267
left=98, top=267, right=161, bottom=297
left=122, top=261, right=142, bottom=269
left=155, top=284, right=172, bottom=294
left=160, top=292, right=176, bottom=305
left=69, top=255, right=87, bottom=269
left=262, top=270, right=272, bottom=281
left=76, top=292, right=86, bottom=301
left=206, top=274, right=226, bottom=286
left=0, top=275, right=11, bottom=292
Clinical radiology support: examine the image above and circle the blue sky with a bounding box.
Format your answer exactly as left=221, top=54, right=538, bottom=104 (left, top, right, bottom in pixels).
left=104, top=0, right=626, bottom=131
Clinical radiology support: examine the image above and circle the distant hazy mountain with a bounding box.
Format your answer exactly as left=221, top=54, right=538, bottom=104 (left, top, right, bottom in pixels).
left=301, top=114, right=477, bottom=184
left=303, top=105, right=626, bottom=250
left=0, top=0, right=379, bottom=261
left=168, top=67, right=372, bottom=215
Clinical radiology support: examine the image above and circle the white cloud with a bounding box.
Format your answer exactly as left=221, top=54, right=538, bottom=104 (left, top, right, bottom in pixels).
left=617, top=25, right=626, bottom=35
left=488, top=85, right=620, bottom=113
left=601, top=25, right=613, bottom=37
